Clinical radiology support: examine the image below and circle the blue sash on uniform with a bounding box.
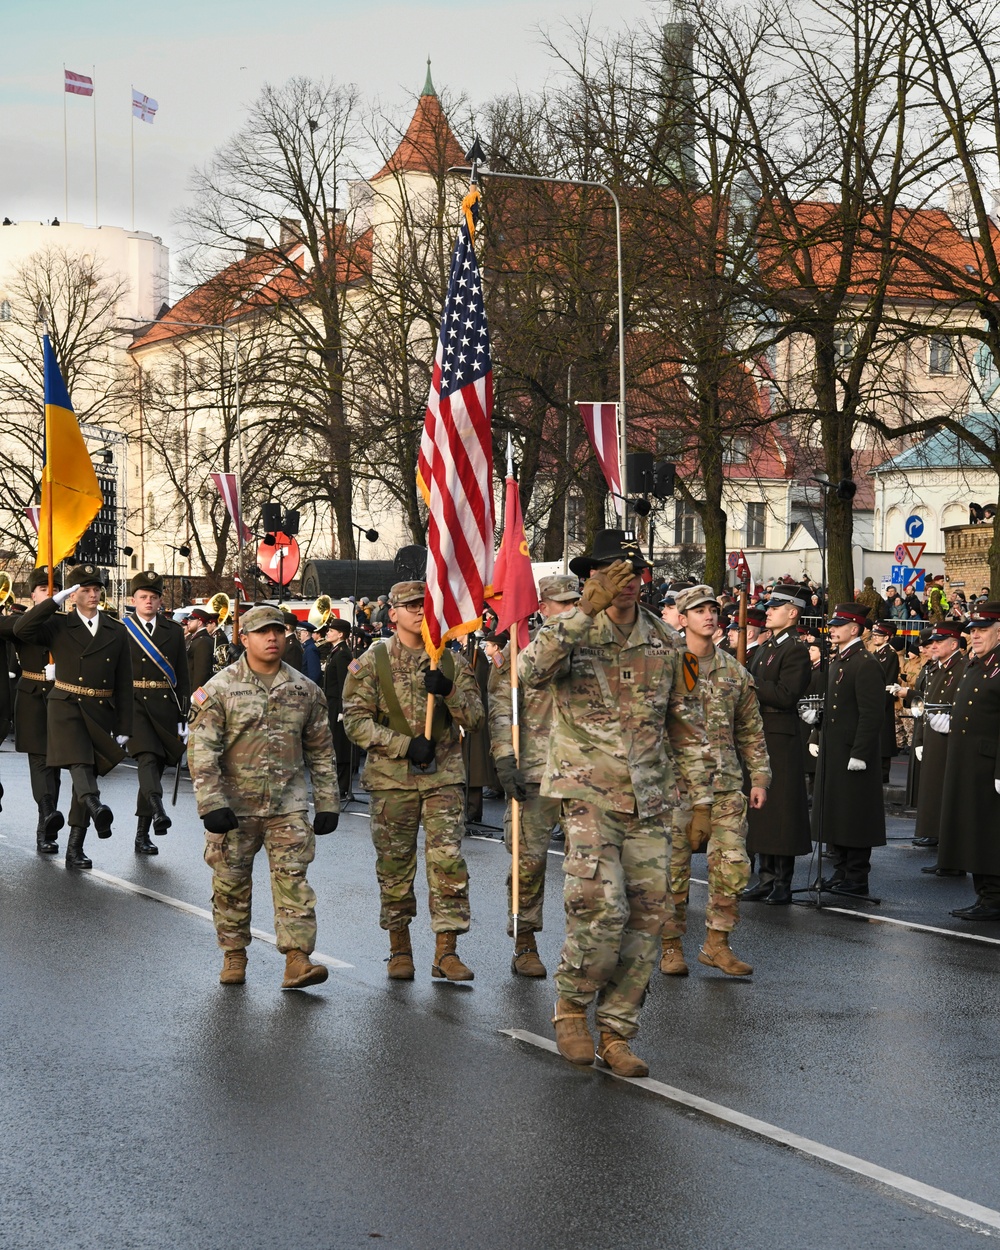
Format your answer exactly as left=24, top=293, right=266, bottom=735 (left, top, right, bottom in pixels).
left=124, top=615, right=177, bottom=687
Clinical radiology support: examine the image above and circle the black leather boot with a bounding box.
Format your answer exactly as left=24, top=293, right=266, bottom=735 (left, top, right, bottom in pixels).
left=41, top=793, right=65, bottom=839
left=148, top=793, right=172, bottom=836
left=134, top=815, right=158, bottom=856
left=84, top=795, right=113, bottom=839
left=35, top=815, right=59, bottom=855
left=65, top=826, right=92, bottom=870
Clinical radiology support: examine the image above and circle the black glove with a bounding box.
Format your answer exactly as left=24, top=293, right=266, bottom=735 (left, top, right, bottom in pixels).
left=406, top=735, right=436, bottom=766
left=314, top=811, right=339, bottom=836
left=203, top=807, right=239, bottom=834
left=495, top=755, right=529, bottom=803
left=423, top=668, right=454, bottom=697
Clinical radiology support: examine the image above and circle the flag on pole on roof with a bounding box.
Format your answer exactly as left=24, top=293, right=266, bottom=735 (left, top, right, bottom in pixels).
left=485, top=438, right=539, bottom=650
left=37, top=336, right=103, bottom=567
left=577, top=402, right=622, bottom=516
left=417, top=185, right=494, bottom=659
left=210, top=471, right=252, bottom=545
left=132, top=89, right=158, bottom=123
left=64, top=69, right=94, bottom=97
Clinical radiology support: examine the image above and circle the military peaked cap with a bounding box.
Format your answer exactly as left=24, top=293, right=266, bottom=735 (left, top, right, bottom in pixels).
left=66, top=563, right=104, bottom=588
left=130, top=569, right=164, bottom=597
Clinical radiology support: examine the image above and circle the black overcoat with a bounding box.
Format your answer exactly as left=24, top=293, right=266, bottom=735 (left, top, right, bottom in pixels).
left=913, top=650, right=967, bottom=841
left=746, top=630, right=812, bottom=856
left=14, top=600, right=133, bottom=774
left=187, top=628, right=215, bottom=692
left=126, top=614, right=191, bottom=763
left=801, top=662, right=825, bottom=778
left=323, top=639, right=354, bottom=774
left=938, top=643, right=1000, bottom=873
left=0, top=617, right=27, bottom=746
left=871, top=642, right=900, bottom=757
left=811, top=642, right=886, bottom=848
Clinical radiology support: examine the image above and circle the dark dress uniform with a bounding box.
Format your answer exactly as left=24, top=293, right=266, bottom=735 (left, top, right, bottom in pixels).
left=322, top=623, right=355, bottom=800
left=14, top=565, right=133, bottom=868
left=284, top=631, right=304, bottom=674
left=126, top=572, right=191, bottom=854
left=186, top=620, right=215, bottom=692
left=937, top=621, right=1000, bottom=917
left=811, top=632, right=886, bottom=892
left=801, top=660, right=825, bottom=788
left=745, top=627, right=811, bottom=902
left=913, top=643, right=967, bottom=847
left=904, top=655, right=933, bottom=807
left=869, top=631, right=901, bottom=781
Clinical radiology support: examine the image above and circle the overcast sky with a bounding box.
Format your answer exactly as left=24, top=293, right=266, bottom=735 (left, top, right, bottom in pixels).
left=0, top=0, right=663, bottom=269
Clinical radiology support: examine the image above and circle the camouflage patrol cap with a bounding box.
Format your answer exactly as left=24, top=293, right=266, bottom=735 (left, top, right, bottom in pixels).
left=538, top=574, right=581, bottom=603
left=239, top=604, right=286, bottom=633
left=389, top=580, right=426, bottom=607
left=29, top=567, right=61, bottom=591
left=675, top=584, right=719, bottom=614
left=130, top=569, right=164, bottom=597
left=66, top=563, right=104, bottom=588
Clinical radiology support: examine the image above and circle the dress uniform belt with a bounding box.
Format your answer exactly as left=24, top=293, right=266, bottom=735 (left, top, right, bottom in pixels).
left=134, top=679, right=171, bottom=690
left=54, top=679, right=113, bottom=698
left=20, top=669, right=48, bottom=682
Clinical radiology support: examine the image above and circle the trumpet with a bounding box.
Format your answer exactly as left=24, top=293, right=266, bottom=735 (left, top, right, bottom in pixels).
left=209, top=591, right=231, bottom=624
left=308, top=594, right=332, bottom=629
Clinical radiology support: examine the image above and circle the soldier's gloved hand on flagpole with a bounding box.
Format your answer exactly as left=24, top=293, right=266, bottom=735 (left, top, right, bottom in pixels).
left=808, top=742, right=820, bottom=758
left=177, top=722, right=189, bottom=744
left=495, top=755, right=529, bottom=803
left=53, top=584, right=80, bottom=606
left=405, top=735, right=436, bottom=766
left=424, top=668, right=454, bottom=697
left=579, top=560, right=635, bottom=617
left=847, top=757, right=866, bottom=771
left=115, top=734, right=129, bottom=748
left=915, top=745, right=924, bottom=762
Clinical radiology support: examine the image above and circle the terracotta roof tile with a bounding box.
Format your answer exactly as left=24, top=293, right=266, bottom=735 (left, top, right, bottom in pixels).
left=371, top=89, right=464, bottom=182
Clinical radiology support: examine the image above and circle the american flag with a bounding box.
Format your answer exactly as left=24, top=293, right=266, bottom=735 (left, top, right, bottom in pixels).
left=417, top=187, right=494, bottom=659
left=64, top=69, right=94, bottom=97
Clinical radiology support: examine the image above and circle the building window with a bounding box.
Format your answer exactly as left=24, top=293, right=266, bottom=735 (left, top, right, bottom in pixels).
left=746, top=501, right=766, bottom=547
left=674, top=499, right=704, bottom=546
left=0, top=299, right=10, bottom=322
left=928, top=335, right=954, bottom=375
left=833, top=330, right=854, bottom=365
left=566, top=496, right=586, bottom=543
left=723, top=437, right=749, bottom=466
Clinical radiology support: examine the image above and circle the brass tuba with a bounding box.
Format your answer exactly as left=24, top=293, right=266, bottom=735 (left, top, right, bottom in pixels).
left=209, top=591, right=231, bottom=624
left=308, top=594, right=332, bottom=629
left=0, top=572, right=11, bottom=611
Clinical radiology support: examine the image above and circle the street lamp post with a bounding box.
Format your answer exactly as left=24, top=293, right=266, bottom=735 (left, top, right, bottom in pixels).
left=448, top=162, right=629, bottom=530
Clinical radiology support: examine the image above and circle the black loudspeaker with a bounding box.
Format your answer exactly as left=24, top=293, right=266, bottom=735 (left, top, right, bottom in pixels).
left=653, top=462, right=677, bottom=499
left=394, top=545, right=428, bottom=581
left=261, top=502, right=282, bottom=532
left=836, top=480, right=857, bottom=501
left=626, top=452, right=655, bottom=495
left=283, top=509, right=300, bottom=536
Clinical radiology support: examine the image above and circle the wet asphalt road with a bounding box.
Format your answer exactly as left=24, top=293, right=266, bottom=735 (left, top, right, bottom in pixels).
left=1, top=744, right=997, bottom=1250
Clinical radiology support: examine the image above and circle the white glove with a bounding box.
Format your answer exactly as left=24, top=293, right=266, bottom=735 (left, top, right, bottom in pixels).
left=799, top=707, right=819, bottom=725
left=911, top=702, right=924, bottom=719
left=886, top=684, right=902, bottom=695
left=115, top=734, right=129, bottom=747
left=915, top=745, right=924, bottom=762
left=847, top=757, right=866, bottom=771
left=337, top=713, right=344, bottom=722
left=808, top=742, right=820, bottom=758
left=928, top=712, right=951, bottom=735
left=44, top=662, right=55, bottom=680
left=53, top=584, right=80, bottom=605
left=177, top=722, right=189, bottom=743
left=995, top=780, right=1000, bottom=795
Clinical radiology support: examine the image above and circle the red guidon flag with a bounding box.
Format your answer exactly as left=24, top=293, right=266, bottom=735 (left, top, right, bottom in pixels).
left=486, top=443, right=539, bottom=649
left=417, top=187, right=494, bottom=659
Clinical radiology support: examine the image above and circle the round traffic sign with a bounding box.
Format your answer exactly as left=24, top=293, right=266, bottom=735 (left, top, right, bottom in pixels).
left=257, top=532, right=300, bottom=585
left=905, top=514, right=924, bottom=538
left=894, top=544, right=906, bottom=563
left=727, top=553, right=740, bottom=570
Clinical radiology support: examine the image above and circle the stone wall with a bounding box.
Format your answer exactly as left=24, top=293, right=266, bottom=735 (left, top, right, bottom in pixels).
left=943, top=524, right=992, bottom=593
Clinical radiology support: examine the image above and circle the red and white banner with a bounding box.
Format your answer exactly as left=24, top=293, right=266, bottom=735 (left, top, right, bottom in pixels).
left=132, top=89, right=158, bottom=123
left=577, top=402, right=622, bottom=516
left=64, top=69, right=94, bottom=97
left=25, top=506, right=41, bottom=534
left=210, top=471, right=252, bottom=545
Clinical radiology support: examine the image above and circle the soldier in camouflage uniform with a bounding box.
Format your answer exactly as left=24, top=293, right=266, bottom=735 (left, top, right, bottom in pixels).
left=488, top=574, right=582, bottom=978
left=188, top=605, right=339, bottom=990
left=660, top=585, right=770, bottom=978
left=342, top=581, right=484, bottom=982
left=519, top=531, right=710, bottom=1078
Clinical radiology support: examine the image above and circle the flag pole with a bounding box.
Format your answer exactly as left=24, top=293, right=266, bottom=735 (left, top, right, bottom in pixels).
left=91, top=64, right=98, bottom=227
left=509, top=624, right=522, bottom=942
left=130, top=98, right=135, bottom=232
left=736, top=580, right=748, bottom=666
left=62, top=66, right=69, bottom=221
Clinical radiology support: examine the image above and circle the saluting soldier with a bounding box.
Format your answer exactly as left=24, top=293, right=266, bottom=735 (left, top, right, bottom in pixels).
left=124, top=570, right=191, bottom=856
left=659, top=585, right=770, bottom=979
left=342, top=581, right=484, bottom=983
left=743, top=584, right=812, bottom=906
left=14, top=563, right=133, bottom=869
left=911, top=622, right=966, bottom=851
left=487, top=574, right=583, bottom=978
left=185, top=608, right=216, bottom=693
left=937, top=603, right=1000, bottom=921
left=322, top=617, right=356, bottom=801
left=868, top=619, right=901, bottom=781
left=810, top=603, right=886, bottom=896
left=0, top=568, right=63, bottom=852
left=519, top=533, right=710, bottom=1078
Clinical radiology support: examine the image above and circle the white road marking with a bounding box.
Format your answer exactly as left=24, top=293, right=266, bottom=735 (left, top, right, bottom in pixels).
left=501, top=1028, right=1000, bottom=1235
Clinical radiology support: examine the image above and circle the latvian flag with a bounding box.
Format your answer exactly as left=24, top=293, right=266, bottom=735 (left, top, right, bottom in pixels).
left=65, top=69, right=94, bottom=97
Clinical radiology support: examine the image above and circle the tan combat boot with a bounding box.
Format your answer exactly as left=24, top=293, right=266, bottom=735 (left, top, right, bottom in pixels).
left=220, top=948, right=247, bottom=985
left=597, top=1029, right=650, bottom=1078
left=281, top=949, right=329, bottom=989
left=698, top=928, right=753, bottom=977
left=387, top=928, right=415, bottom=981
left=511, top=930, right=546, bottom=978
left=431, top=931, right=474, bottom=981
left=659, top=937, right=689, bottom=976
left=552, top=999, right=595, bottom=1065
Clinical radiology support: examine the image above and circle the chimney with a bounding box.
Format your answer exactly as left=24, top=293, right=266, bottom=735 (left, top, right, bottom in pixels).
left=278, top=217, right=303, bottom=248
left=244, top=236, right=266, bottom=258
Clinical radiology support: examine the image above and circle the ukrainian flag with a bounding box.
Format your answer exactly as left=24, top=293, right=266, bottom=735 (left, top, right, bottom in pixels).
left=37, top=335, right=103, bottom=567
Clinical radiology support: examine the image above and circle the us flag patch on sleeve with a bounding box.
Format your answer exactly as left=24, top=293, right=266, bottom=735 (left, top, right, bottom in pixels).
left=491, top=652, right=504, bottom=668
left=348, top=659, right=362, bottom=674
left=192, top=687, right=208, bottom=705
